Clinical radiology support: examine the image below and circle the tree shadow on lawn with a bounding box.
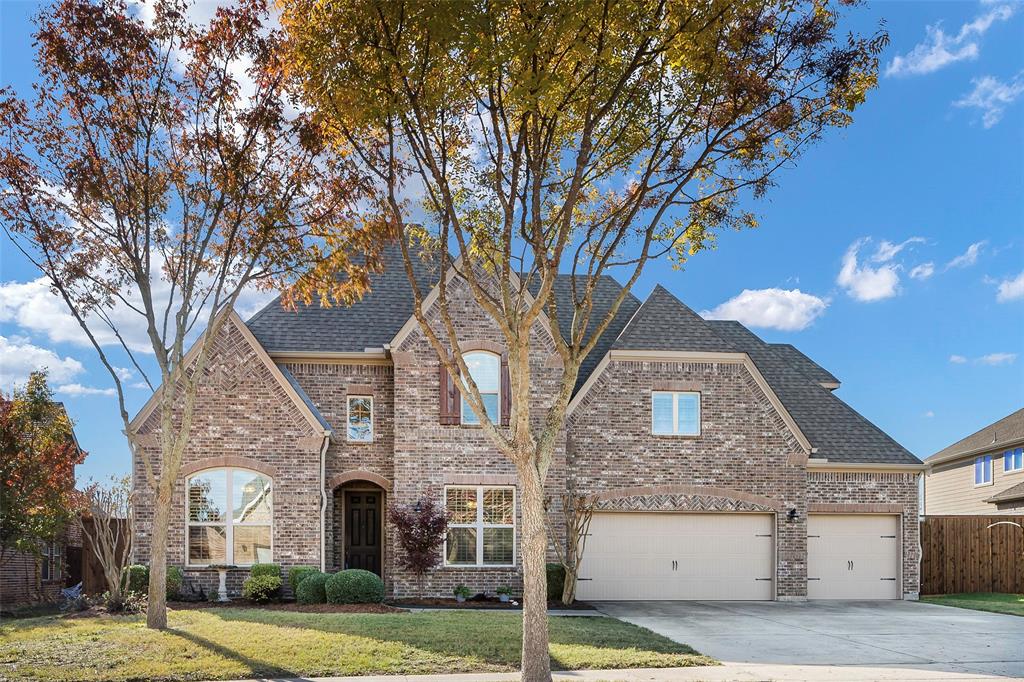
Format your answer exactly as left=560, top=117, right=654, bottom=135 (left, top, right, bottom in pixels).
left=209, top=607, right=704, bottom=672
left=167, top=628, right=306, bottom=681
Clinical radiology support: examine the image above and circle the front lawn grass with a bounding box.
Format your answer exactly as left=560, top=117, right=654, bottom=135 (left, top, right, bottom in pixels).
left=922, top=592, right=1024, bottom=617
left=0, top=608, right=715, bottom=681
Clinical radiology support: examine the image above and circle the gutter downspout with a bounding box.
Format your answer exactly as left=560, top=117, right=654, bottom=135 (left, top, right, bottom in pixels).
left=318, top=431, right=331, bottom=572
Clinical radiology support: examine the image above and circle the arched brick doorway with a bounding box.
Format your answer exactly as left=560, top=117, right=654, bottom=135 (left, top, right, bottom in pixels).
left=327, top=471, right=391, bottom=578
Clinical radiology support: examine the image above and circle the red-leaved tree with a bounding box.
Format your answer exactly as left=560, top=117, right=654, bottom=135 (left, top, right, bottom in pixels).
left=388, top=497, right=448, bottom=598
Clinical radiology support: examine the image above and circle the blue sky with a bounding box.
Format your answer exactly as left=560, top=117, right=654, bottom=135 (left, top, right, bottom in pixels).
left=1, top=1, right=1022, bottom=484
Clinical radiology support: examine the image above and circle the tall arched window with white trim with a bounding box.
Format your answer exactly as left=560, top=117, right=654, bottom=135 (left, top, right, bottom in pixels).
left=187, top=468, right=272, bottom=566
left=461, top=351, right=501, bottom=424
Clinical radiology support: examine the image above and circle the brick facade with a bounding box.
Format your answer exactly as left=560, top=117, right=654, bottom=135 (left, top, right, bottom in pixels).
left=130, top=295, right=921, bottom=601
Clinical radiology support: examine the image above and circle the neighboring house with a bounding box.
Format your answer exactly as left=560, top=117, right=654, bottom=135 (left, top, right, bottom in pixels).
left=924, top=408, right=1024, bottom=515
left=0, top=403, right=84, bottom=608
left=130, top=245, right=923, bottom=602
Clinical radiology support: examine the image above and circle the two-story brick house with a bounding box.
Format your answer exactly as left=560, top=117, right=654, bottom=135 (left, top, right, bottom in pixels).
left=130, top=245, right=924, bottom=601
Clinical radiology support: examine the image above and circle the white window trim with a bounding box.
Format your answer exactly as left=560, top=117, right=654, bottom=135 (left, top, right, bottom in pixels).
left=651, top=390, right=701, bottom=436
left=346, top=395, right=374, bottom=443
left=973, top=455, right=993, bottom=487
left=1004, top=448, right=1024, bottom=474
left=460, top=351, right=501, bottom=426
left=443, top=485, right=516, bottom=568
left=186, top=467, right=274, bottom=568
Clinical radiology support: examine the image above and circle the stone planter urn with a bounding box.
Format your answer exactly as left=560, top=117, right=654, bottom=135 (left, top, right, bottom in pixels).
left=210, top=564, right=232, bottom=602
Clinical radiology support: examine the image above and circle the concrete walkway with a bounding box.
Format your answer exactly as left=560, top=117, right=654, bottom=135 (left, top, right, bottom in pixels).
left=594, top=600, right=1024, bottom=680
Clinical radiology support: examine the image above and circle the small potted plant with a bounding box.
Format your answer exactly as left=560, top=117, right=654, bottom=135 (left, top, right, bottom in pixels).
left=453, top=584, right=471, bottom=603
left=496, top=585, right=513, bottom=603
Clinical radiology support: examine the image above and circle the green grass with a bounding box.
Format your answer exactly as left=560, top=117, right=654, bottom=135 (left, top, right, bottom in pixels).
left=0, top=608, right=714, bottom=681
left=922, top=593, right=1024, bottom=617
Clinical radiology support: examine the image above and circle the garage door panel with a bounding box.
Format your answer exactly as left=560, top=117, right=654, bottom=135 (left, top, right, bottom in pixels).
left=807, top=514, right=900, bottom=600
left=576, top=512, right=774, bottom=601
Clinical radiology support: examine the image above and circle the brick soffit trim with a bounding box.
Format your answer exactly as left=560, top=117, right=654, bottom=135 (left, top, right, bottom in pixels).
left=180, top=455, right=278, bottom=480
left=593, top=484, right=784, bottom=511
left=327, top=469, right=392, bottom=491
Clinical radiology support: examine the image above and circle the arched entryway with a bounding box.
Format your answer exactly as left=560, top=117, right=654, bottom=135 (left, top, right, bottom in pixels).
left=327, top=471, right=390, bottom=578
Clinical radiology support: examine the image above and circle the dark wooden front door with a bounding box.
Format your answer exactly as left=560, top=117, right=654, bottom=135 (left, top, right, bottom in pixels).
left=344, top=491, right=381, bottom=576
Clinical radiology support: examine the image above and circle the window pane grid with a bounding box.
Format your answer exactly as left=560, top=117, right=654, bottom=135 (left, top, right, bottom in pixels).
left=347, top=396, right=373, bottom=442
left=188, top=468, right=272, bottom=566
left=444, top=486, right=515, bottom=567
left=651, top=391, right=701, bottom=436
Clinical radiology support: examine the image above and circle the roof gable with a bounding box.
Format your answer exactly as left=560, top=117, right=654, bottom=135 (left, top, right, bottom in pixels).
left=612, top=285, right=736, bottom=353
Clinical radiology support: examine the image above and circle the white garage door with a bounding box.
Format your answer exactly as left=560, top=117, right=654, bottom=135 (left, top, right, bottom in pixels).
left=576, top=512, right=774, bottom=601
left=807, top=514, right=901, bottom=599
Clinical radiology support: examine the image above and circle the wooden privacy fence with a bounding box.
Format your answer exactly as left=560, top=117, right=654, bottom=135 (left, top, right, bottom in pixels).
left=920, top=515, right=1024, bottom=595
left=80, top=517, right=130, bottom=595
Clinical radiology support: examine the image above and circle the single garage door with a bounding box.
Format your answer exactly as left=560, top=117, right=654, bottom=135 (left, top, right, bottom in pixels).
left=576, top=512, right=774, bottom=601
left=807, top=514, right=901, bottom=599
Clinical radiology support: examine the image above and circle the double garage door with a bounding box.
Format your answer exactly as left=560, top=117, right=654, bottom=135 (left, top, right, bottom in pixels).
left=576, top=512, right=900, bottom=601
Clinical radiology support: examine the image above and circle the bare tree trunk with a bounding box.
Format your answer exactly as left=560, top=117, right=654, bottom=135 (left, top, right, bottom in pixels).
left=516, top=458, right=551, bottom=682
left=146, top=484, right=171, bottom=629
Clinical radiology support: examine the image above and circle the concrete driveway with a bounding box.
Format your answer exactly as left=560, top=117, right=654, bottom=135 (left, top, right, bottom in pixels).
left=595, top=600, right=1024, bottom=680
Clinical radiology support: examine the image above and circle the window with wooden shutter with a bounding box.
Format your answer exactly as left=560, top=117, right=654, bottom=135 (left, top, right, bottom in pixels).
left=439, top=360, right=460, bottom=425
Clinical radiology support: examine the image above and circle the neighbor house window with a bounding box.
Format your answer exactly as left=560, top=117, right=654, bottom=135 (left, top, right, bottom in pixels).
left=444, top=486, right=515, bottom=567
left=347, top=395, right=373, bottom=442
left=461, top=352, right=500, bottom=425
left=1004, top=448, right=1023, bottom=473
left=187, top=468, right=272, bottom=566
left=40, top=541, right=60, bottom=581
left=651, top=391, right=701, bottom=436
left=974, top=455, right=992, bottom=486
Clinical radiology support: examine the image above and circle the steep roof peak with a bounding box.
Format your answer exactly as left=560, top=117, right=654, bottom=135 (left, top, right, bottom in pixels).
left=611, top=284, right=735, bottom=353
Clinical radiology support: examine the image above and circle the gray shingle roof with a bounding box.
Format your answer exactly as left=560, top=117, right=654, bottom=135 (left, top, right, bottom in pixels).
left=707, top=320, right=919, bottom=464
left=246, top=243, right=438, bottom=353
left=926, top=408, right=1024, bottom=463
left=986, top=480, right=1024, bottom=504
left=770, top=344, right=839, bottom=387
left=276, top=363, right=332, bottom=432
left=612, top=285, right=737, bottom=353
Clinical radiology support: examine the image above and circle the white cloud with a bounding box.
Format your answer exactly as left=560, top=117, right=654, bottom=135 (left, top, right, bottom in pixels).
left=872, top=237, right=926, bottom=263
left=0, top=335, right=85, bottom=390
left=114, top=366, right=134, bottom=381
left=701, top=289, right=828, bottom=331
left=979, top=352, right=1017, bottom=365
left=946, top=240, right=986, bottom=269
left=996, top=271, right=1024, bottom=302
left=949, top=354, right=968, bottom=364
left=837, top=239, right=900, bottom=302
left=909, top=262, right=935, bottom=280
left=0, top=274, right=275, bottom=355
left=885, top=4, right=1015, bottom=77
left=954, top=72, right=1024, bottom=128
left=55, top=383, right=117, bottom=397
left=129, top=381, right=151, bottom=390
left=924, top=410, right=935, bottom=418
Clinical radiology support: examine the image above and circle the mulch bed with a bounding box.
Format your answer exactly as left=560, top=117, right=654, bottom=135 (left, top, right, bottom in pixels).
left=168, top=600, right=406, bottom=614
left=390, top=597, right=595, bottom=611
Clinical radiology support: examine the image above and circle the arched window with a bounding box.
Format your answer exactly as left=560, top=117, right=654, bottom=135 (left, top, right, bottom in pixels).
left=187, top=468, right=272, bottom=566
left=461, top=351, right=500, bottom=425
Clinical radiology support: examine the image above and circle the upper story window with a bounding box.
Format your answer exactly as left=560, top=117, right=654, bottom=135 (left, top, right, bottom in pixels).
left=1004, top=447, right=1023, bottom=473
left=444, top=486, right=515, bottom=567
left=974, top=455, right=992, bottom=486
left=651, top=391, right=701, bottom=436
left=187, top=468, right=272, bottom=567
left=461, top=352, right=500, bottom=425
left=347, top=395, right=373, bottom=442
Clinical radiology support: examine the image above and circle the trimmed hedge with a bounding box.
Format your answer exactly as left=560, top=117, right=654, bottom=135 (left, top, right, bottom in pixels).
left=546, top=563, right=565, bottom=601
left=123, top=564, right=149, bottom=594
left=295, top=571, right=330, bottom=604
left=242, top=574, right=282, bottom=603
left=325, top=569, right=385, bottom=604
left=288, top=565, right=319, bottom=594
left=250, top=563, right=281, bottom=579
left=166, top=566, right=184, bottom=599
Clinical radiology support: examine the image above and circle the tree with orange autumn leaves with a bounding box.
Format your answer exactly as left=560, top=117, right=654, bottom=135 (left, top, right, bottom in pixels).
left=282, top=2, right=887, bottom=679
left=0, top=372, right=85, bottom=572
left=0, top=0, right=376, bottom=628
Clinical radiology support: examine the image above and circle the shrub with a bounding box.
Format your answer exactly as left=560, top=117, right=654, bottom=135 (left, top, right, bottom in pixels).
left=288, top=565, right=318, bottom=594
left=122, top=564, right=149, bottom=594
left=325, top=569, right=385, bottom=604
left=250, top=563, right=281, bottom=579
left=166, top=566, right=184, bottom=600
left=496, top=584, right=512, bottom=596
left=546, top=563, right=565, bottom=601
left=295, top=571, right=330, bottom=604
left=453, top=584, right=471, bottom=599
left=242, top=574, right=282, bottom=603
left=388, top=498, right=447, bottom=595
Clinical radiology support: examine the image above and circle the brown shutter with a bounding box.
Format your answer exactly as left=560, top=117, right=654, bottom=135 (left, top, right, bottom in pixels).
left=500, top=352, right=511, bottom=427
left=439, top=358, right=460, bottom=425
